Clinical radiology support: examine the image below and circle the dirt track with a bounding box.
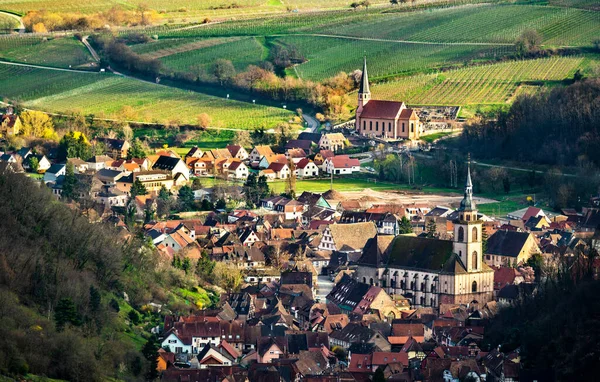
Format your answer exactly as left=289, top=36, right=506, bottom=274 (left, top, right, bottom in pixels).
left=327, top=188, right=497, bottom=208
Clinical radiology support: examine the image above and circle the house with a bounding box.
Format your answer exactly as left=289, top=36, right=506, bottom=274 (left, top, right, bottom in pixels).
left=96, top=138, right=130, bottom=159
left=297, top=191, right=331, bottom=210
left=227, top=160, right=248, bottom=179
left=259, top=169, right=277, bottom=181
left=355, top=57, right=422, bottom=140
left=185, top=146, right=204, bottom=160
left=267, top=162, right=290, bottom=179
left=249, top=145, right=274, bottom=163
left=329, top=323, right=391, bottom=351
left=117, top=171, right=174, bottom=195
left=295, top=158, right=319, bottom=178
left=485, top=230, right=540, bottom=267
left=152, top=156, right=189, bottom=184
left=226, top=145, right=249, bottom=160
left=161, top=317, right=245, bottom=354
left=43, top=163, right=66, bottom=183
left=86, top=155, right=113, bottom=172
left=0, top=113, right=22, bottom=137
left=318, top=222, right=378, bottom=256
left=67, top=158, right=88, bottom=173
left=22, top=154, right=51, bottom=173
left=239, top=228, right=260, bottom=246
left=259, top=154, right=287, bottom=170
left=327, top=274, right=399, bottom=318
left=324, top=155, right=360, bottom=175
left=195, top=343, right=235, bottom=368
left=285, top=148, right=307, bottom=164
left=257, top=337, right=285, bottom=363
left=95, top=168, right=125, bottom=184
left=318, top=133, right=346, bottom=152
left=96, top=188, right=128, bottom=207
left=285, top=139, right=313, bottom=154
left=314, top=150, right=335, bottom=168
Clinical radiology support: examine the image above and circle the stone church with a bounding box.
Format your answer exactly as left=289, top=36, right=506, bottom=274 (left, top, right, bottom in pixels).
left=355, top=57, right=422, bottom=140
left=355, top=162, right=494, bottom=309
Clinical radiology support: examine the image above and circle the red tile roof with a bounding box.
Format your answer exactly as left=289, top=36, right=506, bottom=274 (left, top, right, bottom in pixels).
left=330, top=155, right=360, bottom=169
left=360, top=100, right=405, bottom=119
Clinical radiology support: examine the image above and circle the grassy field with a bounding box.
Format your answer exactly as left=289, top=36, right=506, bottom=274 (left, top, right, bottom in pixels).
left=354, top=56, right=584, bottom=107
left=0, top=64, right=294, bottom=128
left=0, top=35, right=95, bottom=68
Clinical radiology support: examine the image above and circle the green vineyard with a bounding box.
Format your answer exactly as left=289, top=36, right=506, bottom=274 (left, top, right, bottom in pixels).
left=0, top=64, right=294, bottom=129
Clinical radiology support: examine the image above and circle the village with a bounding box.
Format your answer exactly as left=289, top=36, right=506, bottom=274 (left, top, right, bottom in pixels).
left=0, top=59, right=598, bottom=382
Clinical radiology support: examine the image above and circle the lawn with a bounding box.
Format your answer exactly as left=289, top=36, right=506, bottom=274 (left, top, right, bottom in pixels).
left=420, top=131, right=454, bottom=143
left=136, top=129, right=236, bottom=150
left=477, top=199, right=529, bottom=217
left=0, top=63, right=294, bottom=129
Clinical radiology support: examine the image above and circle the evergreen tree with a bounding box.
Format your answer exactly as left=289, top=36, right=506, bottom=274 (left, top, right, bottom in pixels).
left=399, top=216, right=413, bottom=234
left=243, top=173, right=259, bottom=207
left=482, top=226, right=489, bottom=253
left=55, top=297, right=81, bottom=331
left=178, top=185, right=195, bottom=211
left=130, top=178, right=148, bottom=197
left=127, top=138, right=147, bottom=160
left=196, top=254, right=216, bottom=281
left=257, top=175, right=270, bottom=199
left=142, top=336, right=160, bottom=381
left=62, top=162, right=77, bottom=200
left=503, top=177, right=511, bottom=194
left=216, top=198, right=227, bottom=209
left=28, top=156, right=39, bottom=173
left=89, top=286, right=101, bottom=313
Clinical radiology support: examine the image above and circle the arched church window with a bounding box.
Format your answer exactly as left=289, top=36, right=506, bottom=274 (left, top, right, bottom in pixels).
left=472, top=251, right=478, bottom=270
left=369, top=278, right=374, bottom=286
left=472, top=227, right=478, bottom=241
left=472, top=280, right=477, bottom=293
left=363, top=277, right=366, bottom=283
left=458, top=227, right=464, bottom=242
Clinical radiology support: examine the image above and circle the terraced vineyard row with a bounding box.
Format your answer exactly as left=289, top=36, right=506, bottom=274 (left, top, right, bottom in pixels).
left=159, top=37, right=265, bottom=73
left=313, top=4, right=600, bottom=46
left=0, top=36, right=94, bottom=68
left=0, top=64, right=293, bottom=129
left=362, top=56, right=583, bottom=106
left=281, top=35, right=513, bottom=81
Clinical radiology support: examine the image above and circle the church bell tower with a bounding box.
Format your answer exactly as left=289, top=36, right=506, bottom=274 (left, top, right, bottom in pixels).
left=453, top=156, right=483, bottom=273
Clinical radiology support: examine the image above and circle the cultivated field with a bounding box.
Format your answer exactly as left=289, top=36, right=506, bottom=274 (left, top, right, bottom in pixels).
left=352, top=56, right=585, bottom=106
left=0, top=35, right=95, bottom=68
left=0, top=64, right=294, bottom=128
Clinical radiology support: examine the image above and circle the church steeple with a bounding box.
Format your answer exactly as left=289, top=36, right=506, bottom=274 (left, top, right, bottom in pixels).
left=459, top=154, right=476, bottom=214
left=356, top=56, right=371, bottom=121
left=359, top=56, right=370, bottom=94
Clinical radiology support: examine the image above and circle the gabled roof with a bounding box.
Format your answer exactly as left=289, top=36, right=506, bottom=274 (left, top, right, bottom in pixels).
left=296, top=158, right=315, bottom=169
left=46, top=163, right=66, bottom=174
left=226, top=145, right=244, bottom=157
left=360, top=100, right=405, bottom=119
left=253, top=145, right=274, bottom=157
left=329, top=155, right=360, bottom=169
left=153, top=155, right=183, bottom=171
left=486, top=230, right=532, bottom=258
left=285, top=139, right=313, bottom=151
left=328, top=222, right=378, bottom=251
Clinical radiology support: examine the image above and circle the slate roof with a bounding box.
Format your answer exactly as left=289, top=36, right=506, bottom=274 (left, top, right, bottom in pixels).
left=298, top=132, right=322, bottom=144
left=327, top=274, right=370, bottom=310
left=280, top=271, right=313, bottom=288
left=386, top=235, right=454, bottom=271
left=357, top=235, right=395, bottom=267
left=285, top=139, right=313, bottom=152
left=153, top=155, right=182, bottom=171
left=486, top=230, right=531, bottom=258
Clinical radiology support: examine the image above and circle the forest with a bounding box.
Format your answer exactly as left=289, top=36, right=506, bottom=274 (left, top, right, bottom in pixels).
left=461, top=78, right=600, bottom=168
left=0, top=163, right=164, bottom=381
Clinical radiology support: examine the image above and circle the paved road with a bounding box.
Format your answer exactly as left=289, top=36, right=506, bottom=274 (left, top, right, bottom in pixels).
left=81, top=36, right=100, bottom=62
left=0, top=59, right=99, bottom=73
left=316, top=275, right=334, bottom=303
left=302, top=113, right=320, bottom=133
left=0, top=10, right=24, bottom=33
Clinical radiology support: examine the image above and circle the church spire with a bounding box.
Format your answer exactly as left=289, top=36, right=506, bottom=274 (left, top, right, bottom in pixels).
left=459, top=154, right=476, bottom=212
left=359, top=56, right=370, bottom=94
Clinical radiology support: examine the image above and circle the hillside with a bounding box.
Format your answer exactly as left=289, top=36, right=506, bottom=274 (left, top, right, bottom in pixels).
left=0, top=164, right=189, bottom=381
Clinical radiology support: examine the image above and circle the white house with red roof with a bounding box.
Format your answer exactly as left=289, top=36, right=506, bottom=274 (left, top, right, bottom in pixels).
left=324, top=155, right=360, bottom=175
left=356, top=57, right=422, bottom=140
left=226, top=144, right=249, bottom=160
left=295, top=158, right=319, bottom=178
